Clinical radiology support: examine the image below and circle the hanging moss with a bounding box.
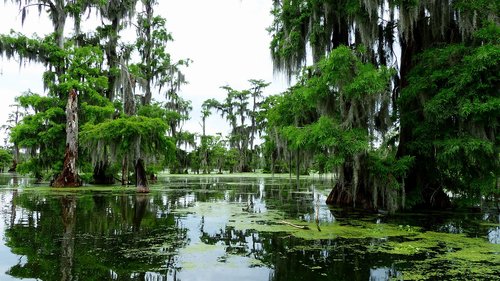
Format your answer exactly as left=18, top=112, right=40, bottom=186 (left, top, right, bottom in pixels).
left=80, top=115, right=175, bottom=167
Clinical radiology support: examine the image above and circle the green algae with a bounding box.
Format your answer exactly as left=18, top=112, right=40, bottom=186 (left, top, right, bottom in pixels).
left=180, top=200, right=500, bottom=280
left=19, top=185, right=137, bottom=193
left=398, top=255, right=500, bottom=280
left=180, top=201, right=421, bottom=241
left=225, top=204, right=420, bottom=240
left=3, top=175, right=499, bottom=280
left=481, top=222, right=500, bottom=227
left=377, top=231, right=500, bottom=261
left=181, top=242, right=221, bottom=255
left=15, top=184, right=194, bottom=196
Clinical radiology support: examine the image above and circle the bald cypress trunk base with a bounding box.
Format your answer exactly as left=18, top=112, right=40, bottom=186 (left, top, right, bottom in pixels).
left=52, top=145, right=82, bottom=187
left=326, top=156, right=377, bottom=211
left=135, top=158, right=149, bottom=193
left=326, top=183, right=374, bottom=211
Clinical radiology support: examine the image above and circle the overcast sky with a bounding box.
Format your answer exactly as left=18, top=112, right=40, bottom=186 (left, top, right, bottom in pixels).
left=0, top=0, right=289, bottom=143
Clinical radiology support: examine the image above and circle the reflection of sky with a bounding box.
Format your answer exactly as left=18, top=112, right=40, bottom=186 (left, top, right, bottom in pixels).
left=177, top=199, right=271, bottom=281
left=437, top=223, right=464, bottom=234
left=301, top=187, right=335, bottom=224
left=0, top=192, right=37, bottom=281
left=484, top=213, right=500, bottom=244
left=1, top=176, right=499, bottom=281
left=488, top=227, right=500, bottom=244
left=369, top=267, right=401, bottom=281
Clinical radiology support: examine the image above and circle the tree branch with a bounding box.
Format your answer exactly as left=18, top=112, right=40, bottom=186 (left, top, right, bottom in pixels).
left=18, top=2, right=52, bottom=13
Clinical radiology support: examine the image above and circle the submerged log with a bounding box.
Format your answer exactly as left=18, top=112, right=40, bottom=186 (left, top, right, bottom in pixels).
left=279, top=220, right=310, bottom=230
left=52, top=89, right=81, bottom=187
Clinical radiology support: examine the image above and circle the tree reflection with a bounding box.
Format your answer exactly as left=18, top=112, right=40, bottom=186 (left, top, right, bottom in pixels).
left=60, top=196, right=76, bottom=281
left=133, top=194, right=148, bottom=232
left=190, top=178, right=403, bottom=281
left=3, top=177, right=499, bottom=281
left=198, top=223, right=402, bottom=281
left=4, top=191, right=189, bottom=281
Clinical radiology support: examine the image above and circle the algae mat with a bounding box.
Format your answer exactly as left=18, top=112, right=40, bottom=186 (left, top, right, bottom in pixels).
left=180, top=201, right=500, bottom=280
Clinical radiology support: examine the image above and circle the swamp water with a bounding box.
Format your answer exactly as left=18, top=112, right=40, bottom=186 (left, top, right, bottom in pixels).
left=0, top=174, right=499, bottom=281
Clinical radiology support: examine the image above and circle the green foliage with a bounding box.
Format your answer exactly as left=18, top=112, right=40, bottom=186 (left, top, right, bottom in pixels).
left=0, top=148, right=13, bottom=171
left=80, top=115, right=174, bottom=167
left=10, top=91, right=65, bottom=178
left=262, top=46, right=390, bottom=170
left=137, top=103, right=168, bottom=119
left=401, top=43, right=499, bottom=201
left=224, top=148, right=240, bottom=173
left=368, top=150, right=414, bottom=191
left=202, top=80, right=269, bottom=173
left=131, top=1, right=189, bottom=104
left=1, top=1, right=191, bottom=183
left=43, top=44, right=110, bottom=100
left=5, top=39, right=113, bottom=179
left=0, top=32, right=65, bottom=67
left=269, top=0, right=311, bottom=76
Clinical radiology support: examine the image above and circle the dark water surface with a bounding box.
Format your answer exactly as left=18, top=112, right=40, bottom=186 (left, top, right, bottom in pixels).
left=0, top=174, right=498, bottom=281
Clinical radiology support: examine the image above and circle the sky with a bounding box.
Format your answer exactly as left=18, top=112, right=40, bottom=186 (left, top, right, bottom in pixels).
left=0, top=0, right=289, bottom=143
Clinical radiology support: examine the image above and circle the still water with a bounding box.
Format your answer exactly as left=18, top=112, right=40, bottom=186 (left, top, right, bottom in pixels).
left=0, top=174, right=499, bottom=281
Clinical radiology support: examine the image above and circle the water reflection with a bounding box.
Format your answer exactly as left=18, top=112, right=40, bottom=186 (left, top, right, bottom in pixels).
left=0, top=173, right=35, bottom=187
left=60, top=196, right=76, bottom=281
left=0, top=175, right=498, bottom=281
left=2, top=190, right=189, bottom=281
left=369, top=267, right=400, bottom=281
left=489, top=227, right=500, bottom=244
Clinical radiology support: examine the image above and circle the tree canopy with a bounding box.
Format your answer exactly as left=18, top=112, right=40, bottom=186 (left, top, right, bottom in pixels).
left=0, top=0, right=497, bottom=211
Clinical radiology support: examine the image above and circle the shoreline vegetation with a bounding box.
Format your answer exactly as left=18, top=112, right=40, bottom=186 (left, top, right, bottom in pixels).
left=2, top=172, right=497, bottom=213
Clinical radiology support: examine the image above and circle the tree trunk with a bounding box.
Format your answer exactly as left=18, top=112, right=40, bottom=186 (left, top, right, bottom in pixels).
left=52, top=90, right=81, bottom=187
left=326, top=154, right=374, bottom=210
left=92, top=160, right=115, bottom=184
left=296, top=148, right=300, bottom=189
left=9, top=142, right=19, bottom=172
left=142, top=1, right=154, bottom=105
left=396, top=23, right=451, bottom=210
left=54, top=1, right=66, bottom=49
left=135, top=158, right=149, bottom=193
left=121, top=155, right=129, bottom=185
left=134, top=136, right=147, bottom=192
left=105, top=17, right=120, bottom=101
left=9, top=106, right=21, bottom=172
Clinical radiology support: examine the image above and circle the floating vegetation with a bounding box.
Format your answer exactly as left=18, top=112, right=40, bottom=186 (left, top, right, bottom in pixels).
left=1, top=176, right=499, bottom=280
left=180, top=200, right=500, bottom=280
